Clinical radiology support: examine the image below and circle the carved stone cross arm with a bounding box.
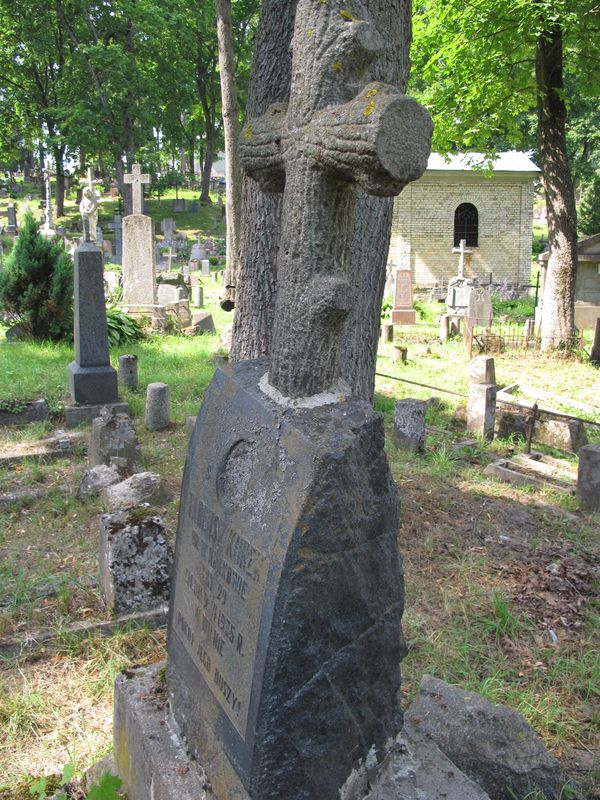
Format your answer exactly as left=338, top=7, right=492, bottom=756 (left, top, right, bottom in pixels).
left=241, top=83, right=432, bottom=198
left=124, top=163, right=151, bottom=215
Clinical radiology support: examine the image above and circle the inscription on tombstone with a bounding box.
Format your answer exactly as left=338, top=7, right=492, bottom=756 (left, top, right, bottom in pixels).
left=392, top=268, right=416, bottom=325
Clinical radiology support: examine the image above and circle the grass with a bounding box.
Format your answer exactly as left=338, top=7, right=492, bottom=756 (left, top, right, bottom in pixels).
left=1, top=282, right=599, bottom=794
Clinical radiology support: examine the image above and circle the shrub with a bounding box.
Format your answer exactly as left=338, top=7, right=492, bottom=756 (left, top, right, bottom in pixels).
left=0, top=212, right=73, bottom=340
left=105, top=306, right=144, bottom=347
left=578, top=171, right=600, bottom=237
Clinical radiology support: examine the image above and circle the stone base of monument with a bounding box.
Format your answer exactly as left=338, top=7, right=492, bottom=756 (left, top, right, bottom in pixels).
left=65, top=401, right=129, bottom=428
left=119, top=304, right=167, bottom=331
left=392, top=309, right=416, bottom=325
left=113, top=664, right=491, bottom=800
left=68, top=362, right=119, bottom=406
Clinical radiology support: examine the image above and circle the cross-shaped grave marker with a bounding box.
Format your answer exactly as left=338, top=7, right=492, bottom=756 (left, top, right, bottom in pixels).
left=123, top=163, right=151, bottom=215
left=240, top=0, right=432, bottom=399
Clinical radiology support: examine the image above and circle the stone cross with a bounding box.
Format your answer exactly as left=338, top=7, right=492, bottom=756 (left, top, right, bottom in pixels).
left=124, top=163, right=150, bottom=215
left=453, top=238, right=473, bottom=279
left=240, top=0, right=432, bottom=399
left=166, top=248, right=175, bottom=271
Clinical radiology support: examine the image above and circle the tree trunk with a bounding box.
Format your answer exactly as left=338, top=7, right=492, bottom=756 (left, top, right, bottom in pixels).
left=230, top=0, right=298, bottom=361
left=200, top=130, right=215, bottom=204
left=53, top=147, right=65, bottom=217
left=231, top=0, right=413, bottom=403
left=537, top=25, right=577, bottom=350
left=216, top=0, right=243, bottom=311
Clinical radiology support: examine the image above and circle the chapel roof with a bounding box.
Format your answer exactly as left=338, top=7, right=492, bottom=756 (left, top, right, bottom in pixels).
left=427, top=151, right=540, bottom=174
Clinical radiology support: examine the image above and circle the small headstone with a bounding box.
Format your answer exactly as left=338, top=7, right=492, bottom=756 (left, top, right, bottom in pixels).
left=393, top=399, right=426, bottom=452
left=190, top=310, right=215, bottom=334
left=88, top=408, right=143, bottom=474
left=68, top=240, right=119, bottom=406
left=577, top=444, right=600, bottom=511
left=118, top=354, right=138, bottom=390
left=145, top=383, right=170, bottom=431
left=392, top=268, right=416, bottom=325
left=201, top=258, right=210, bottom=277
left=191, top=286, right=204, bottom=307
left=99, top=511, right=172, bottom=614
left=172, top=199, right=186, bottom=212
left=161, top=218, right=176, bottom=240
left=468, top=356, right=496, bottom=385
left=466, top=286, right=493, bottom=329
left=6, top=203, right=17, bottom=235
left=467, top=356, right=496, bottom=441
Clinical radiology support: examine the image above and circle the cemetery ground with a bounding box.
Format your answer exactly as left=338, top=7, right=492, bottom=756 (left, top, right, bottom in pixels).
left=0, top=296, right=599, bottom=798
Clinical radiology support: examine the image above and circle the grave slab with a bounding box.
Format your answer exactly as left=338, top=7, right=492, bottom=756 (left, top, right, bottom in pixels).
left=65, top=401, right=129, bottom=428
left=0, top=399, right=49, bottom=427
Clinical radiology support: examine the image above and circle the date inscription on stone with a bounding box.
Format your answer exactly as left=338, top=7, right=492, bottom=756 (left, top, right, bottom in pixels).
left=172, top=490, right=268, bottom=737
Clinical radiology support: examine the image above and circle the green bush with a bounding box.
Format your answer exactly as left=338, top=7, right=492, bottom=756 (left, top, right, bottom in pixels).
left=105, top=306, right=144, bottom=347
left=0, top=212, right=73, bottom=341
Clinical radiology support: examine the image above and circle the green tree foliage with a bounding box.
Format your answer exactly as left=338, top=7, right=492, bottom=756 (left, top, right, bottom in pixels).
left=578, top=171, right=600, bottom=236
left=0, top=213, right=73, bottom=341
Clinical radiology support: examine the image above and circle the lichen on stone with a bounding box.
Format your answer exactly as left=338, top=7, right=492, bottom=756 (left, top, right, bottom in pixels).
left=332, top=60, right=344, bottom=72
left=363, top=101, right=376, bottom=116
left=243, top=124, right=253, bottom=140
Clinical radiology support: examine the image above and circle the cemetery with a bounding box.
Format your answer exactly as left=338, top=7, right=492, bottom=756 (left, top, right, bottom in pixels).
left=0, top=2, right=599, bottom=800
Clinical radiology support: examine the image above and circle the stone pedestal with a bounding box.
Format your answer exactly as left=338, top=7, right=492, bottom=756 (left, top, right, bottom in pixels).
left=115, top=361, right=405, bottom=800
left=122, top=214, right=157, bottom=306
left=577, top=444, right=600, bottom=511
left=391, top=268, right=416, bottom=325
left=466, top=356, right=496, bottom=441
left=145, top=383, right=171, bottom=431
left=118, top=354, right=138, bottom=390
left=68, top=241, right=119, bottom=407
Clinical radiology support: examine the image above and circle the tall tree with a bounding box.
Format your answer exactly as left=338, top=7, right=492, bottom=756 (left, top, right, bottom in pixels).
left=410, top=0, right=600, bottom=348
left=231, top=0, right=415, bottom=402
left=216, top=0, right=243, bottom=309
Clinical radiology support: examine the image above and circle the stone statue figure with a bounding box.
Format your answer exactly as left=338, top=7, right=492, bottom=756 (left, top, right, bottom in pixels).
left=79, top=185, right=99, bottom=242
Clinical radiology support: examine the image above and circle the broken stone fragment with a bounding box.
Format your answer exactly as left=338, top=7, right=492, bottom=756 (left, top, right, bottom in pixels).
left=88, top=407, right=143, bottom=473
left=77, top=464, right=121, bottom=499
left=99, top=511, right=172, bottom=614
left=102, top=471, right=171, bottom=512
left=405, top=675, right=561, bottom=800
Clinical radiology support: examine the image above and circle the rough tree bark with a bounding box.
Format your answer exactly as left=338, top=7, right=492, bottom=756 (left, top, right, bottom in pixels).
left=216, top=0, right=243, bottom=310
left=537, top=25, right=577, bottom=350
left=231, top=0, right=413, bottom=403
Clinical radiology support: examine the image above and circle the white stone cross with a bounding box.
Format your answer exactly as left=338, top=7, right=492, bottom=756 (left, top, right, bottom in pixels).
left=124, top=163, right=151, bottom=215
left=453, top=238, right=473, bottom=279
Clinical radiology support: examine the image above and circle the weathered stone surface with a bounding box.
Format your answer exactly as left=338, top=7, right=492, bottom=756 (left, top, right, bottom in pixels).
left=577, top=444, right=600, bottom=511
left=497, top=411, right=528, bottom=441
left=187, top=415, right=197, bottom=435
left=88, top=407, right=143, bottom=473
left=99, top=511, right=172, bottom=614
left=65, top=401, right=129, bottom=428
left=533, top=418, right=588, bottom=453
left=405, top=676, right=561, bottom=800
left=166, top=361, right=405, bottom=800
left=145, top=382, right=171, bottom=431
left=114, top=663, right=215, bottom=800
left=393, top=398, right=426, bottom=452
left=468, top=356, right=496, bottom=386
left=467, top=383, right=496, bottom=441
left=191, top=311, right=216, bottom=334
left=0, top=399, right=48, bottom=427
left=357, top=723, right=491, bottom=800
left=102, top=471, right=170, bottom=512
left=78, top=464, right=121, bottom=499
left=122, top=215, right=157, bottom=306
left=118, top=354, right=138, bottom=390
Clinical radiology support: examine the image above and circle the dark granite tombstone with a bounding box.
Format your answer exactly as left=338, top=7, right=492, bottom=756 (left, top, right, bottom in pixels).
left=68, top=236, right=119, bottom=406
left=167, top=360, right=404, bottom=800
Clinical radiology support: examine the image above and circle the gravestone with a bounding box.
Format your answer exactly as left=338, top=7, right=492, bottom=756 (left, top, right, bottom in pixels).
left=108, top=215, right=123, bottom=261
left=122, top=165, right=157, bottom=308
left=113, top=2, right=432, bottom=799
left=466, top=286, right=493, bottom=329
left=67, top=227, right=122, bottom=416
left=161, top=218, right=176, bottom=241
left=201, top=258, right=211, bottom=277
left=577, top=444, right=600, bottom=511
left=6, top=203, right=17, bottom=235
left=392, top=267, right=416, bottom=325
left=172, top=198, right=187, bottom=212
left=467, top=356, right=496, bottom=441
